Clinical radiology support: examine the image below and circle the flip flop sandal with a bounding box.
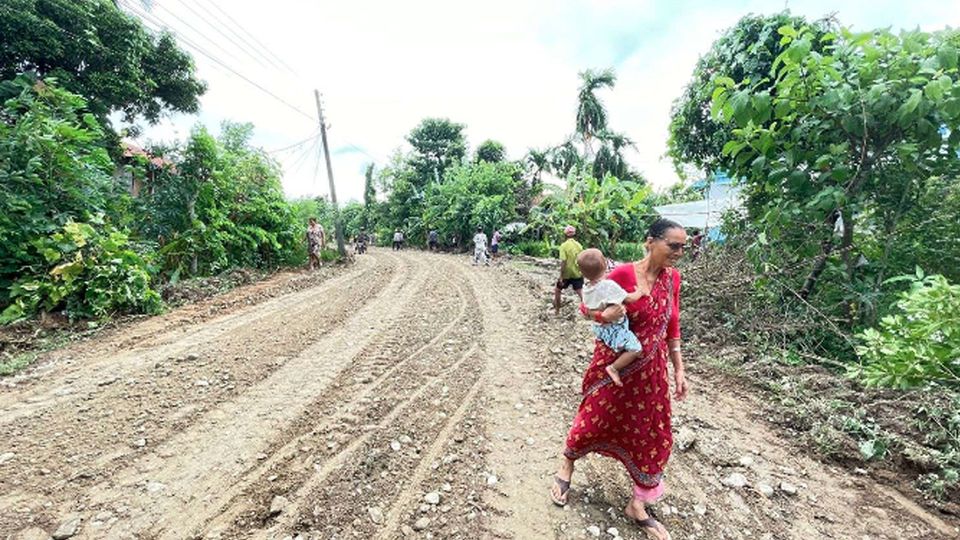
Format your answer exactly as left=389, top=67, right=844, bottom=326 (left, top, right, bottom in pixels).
left=550, top=476, right=571, bottom=507
left=634, top=517, right=672, bottom=540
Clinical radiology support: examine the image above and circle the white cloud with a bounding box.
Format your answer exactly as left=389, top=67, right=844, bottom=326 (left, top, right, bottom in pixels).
left=130, top=0, right=960, bottom=201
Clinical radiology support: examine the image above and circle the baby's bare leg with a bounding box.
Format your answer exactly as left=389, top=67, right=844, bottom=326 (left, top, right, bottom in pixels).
left=605, top=350, right=638, bottom=387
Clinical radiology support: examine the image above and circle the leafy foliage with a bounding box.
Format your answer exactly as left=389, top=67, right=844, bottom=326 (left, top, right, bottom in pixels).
left=421, top=161, right=523, bottom=247
left=668, top=12, right=823, bottom=174
left=576, top=68, right=616, bottom=156
left=854, top=272, right=960, bottom=389
left=0, top=76, right=128, bottom=305
left=695, top=17, right=960, bottom=345
left=1, top=219, right=162, bottom=323
left=0, top=0, right=205, bottom=127
left=406, top=118, right=467, bottom=187
left=1, top=77, right=312, bottom=325
left=528, top=173, right=652, bottom=257
left=139, top=122, right=302, bottom=278
left=475, top=139, right=506, bottom=163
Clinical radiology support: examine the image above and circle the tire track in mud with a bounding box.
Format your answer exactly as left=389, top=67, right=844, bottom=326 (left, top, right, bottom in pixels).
left=0, top=252, right=405, bottom=537
left=0, top=254, right=391, bottom=422
left=212, top=261, right=483, bottom=538
left=59, top=252, right=425, bottom=539
left=185, top=273, right=476, bottom=538
left=374, top=378, right=485, bottom=540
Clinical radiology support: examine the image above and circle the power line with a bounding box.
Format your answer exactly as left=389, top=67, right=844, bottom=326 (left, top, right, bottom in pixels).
left=147, top=0, right=245, bottom=65
left=119, top=0, right=315, bottom=123
left=125, top=2, right=382, bottom=176
left=165, top=0, right=274, bottom=72
left=265, top=130, right=321, bottom=154
left=289, top=135, right=321, bottom=177
left=197, top=0, right=302, bottom=80
left=187, top=0, right=285, bottom=73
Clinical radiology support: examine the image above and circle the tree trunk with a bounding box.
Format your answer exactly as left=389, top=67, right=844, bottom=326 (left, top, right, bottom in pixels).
left=799, top=209, right=840, bottom=300
left=839, top=207, right=855, bottom=325
left=187, top=195, right=198, bottom=275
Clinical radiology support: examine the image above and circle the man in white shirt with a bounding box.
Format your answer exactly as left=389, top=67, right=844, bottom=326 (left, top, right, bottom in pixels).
left=472, top=227, right=489, bottom=266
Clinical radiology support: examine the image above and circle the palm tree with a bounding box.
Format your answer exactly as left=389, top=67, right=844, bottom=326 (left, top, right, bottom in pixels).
left=549, top=141, right=582, bottom=178
left=575, top=69, right=617, bottom=159
left=525, top=149, right=551, bottom=185
left=592, top=130, right=635, bottom=181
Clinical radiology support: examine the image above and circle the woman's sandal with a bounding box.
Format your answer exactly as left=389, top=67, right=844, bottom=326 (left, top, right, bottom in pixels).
left=550, top=476, right=571, bottom=506
left=634, top=517, right=672, bottom=540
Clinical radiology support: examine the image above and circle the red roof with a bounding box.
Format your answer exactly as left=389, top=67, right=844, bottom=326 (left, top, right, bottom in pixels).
left=121, top=141, right=176, bottom=169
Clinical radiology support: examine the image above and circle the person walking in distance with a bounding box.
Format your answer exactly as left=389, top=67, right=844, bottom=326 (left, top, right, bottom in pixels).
left=491, top=229, right=502, bottom=260
left=306, top=218, right=325, bottom=270
left=393, top=229, right=404, bottom=251
left=554, top=225, right=584, bottom=315
left=356, top=228, right=368, bottom=255
left=472, top=227, right=489, bottom=266
left=428, top=229, right=439, bottom=251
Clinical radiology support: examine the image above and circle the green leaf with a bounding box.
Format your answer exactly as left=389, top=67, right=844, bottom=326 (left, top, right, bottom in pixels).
left=945, top=98, right=960, bottom=118
left=774, top=99, right=792, bottom=119
left=786, top=38, right=812, bottom=63
left=722, top=140, right=747, bottom=157
left=897, top=89, right=923, bottom=124
left=777, top=25, right=798, bottom=38
left=924, top=79, right=945, bottom=101
left=752, top=92, right=772, bottom=123
left=937, top=43, right=958, bottom=70
left=729, top=90, right=752, bottom=126
left=714, top=76, right=736, bottom=89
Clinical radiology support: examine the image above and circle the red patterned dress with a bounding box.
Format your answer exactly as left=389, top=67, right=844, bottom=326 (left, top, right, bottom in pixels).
left=564, top=264, right=681, bottom=495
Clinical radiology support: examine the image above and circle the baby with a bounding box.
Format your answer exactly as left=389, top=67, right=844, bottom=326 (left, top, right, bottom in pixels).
left=577, top=248, right=643, bottom=386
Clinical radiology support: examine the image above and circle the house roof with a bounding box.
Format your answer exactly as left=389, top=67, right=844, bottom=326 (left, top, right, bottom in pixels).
left=654, top=185, right=742, bottom=229
left=121, top=141, right=176, bottom=169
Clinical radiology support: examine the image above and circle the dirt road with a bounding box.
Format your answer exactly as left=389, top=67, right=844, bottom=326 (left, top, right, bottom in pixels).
left=1, top=250, right=957, bottom=539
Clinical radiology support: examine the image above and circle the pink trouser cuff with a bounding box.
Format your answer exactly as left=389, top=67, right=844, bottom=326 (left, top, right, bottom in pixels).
left=632, top=481, right=665, bottom=503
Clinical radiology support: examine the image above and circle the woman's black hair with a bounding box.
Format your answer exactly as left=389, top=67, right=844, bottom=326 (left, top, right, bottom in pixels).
left=646, top=218, right=684, bottom=240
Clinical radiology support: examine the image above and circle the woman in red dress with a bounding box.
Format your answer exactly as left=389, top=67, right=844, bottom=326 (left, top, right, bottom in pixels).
left=550, top=219, right=689, bottom=540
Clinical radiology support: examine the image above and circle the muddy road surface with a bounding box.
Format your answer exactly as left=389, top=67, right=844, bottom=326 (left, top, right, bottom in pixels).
left=1, top=250, right=956, bottom=539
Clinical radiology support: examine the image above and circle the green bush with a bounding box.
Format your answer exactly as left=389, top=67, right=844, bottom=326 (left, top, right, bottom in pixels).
left=610, top=242, right=646, bottom=263
left=854, top=271, right=960, bottom=389
left=1, top=219, right=162, bottom=323
left=507, top=240, right=554, bottom=258
left=0, top=76, right=129, bottom=306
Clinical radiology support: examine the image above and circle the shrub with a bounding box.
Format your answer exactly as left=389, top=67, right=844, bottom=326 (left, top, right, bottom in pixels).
left=1, top=219, right=162, bottom=323
left=507, top=240, right=554, bottom=258
left=854, top=271, right=960, bottom=389
left=610, top=242, right=646, bottom=263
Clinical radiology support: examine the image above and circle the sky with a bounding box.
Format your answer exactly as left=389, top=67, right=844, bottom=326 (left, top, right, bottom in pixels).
left=125, top=0, right=960, bottom=203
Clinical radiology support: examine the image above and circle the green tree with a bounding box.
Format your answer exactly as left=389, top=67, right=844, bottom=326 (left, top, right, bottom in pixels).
left=475, top=139, right=506, bottom=163
left=592, top=130, right=639, bottom=183
left=576, top=69, right=616, bottom=158
left=363, top=163, right=376, bottom=229
left=549, top=141, right=582, bottom=178
left=422, top=161, right=522, bottom=249
left=668, top=12, right=822, bottom=174
left=406, top=118, right=466, bottom=187
left=0, top=76, right=126, bottom=305
left=529, top=173, right=651, bottom=256
left=709, top=23, right=960, bottom=326
left=143, top=122, right=301, bottom=278
left=0, top=0, right=206, bottom=127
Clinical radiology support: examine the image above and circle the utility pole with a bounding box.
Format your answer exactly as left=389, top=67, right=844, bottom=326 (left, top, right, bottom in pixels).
left=314, top=89, right=346, bottom=256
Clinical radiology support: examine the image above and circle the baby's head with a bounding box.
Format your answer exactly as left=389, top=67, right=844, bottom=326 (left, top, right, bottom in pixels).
left=577, top=248, right=607, bottom=281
